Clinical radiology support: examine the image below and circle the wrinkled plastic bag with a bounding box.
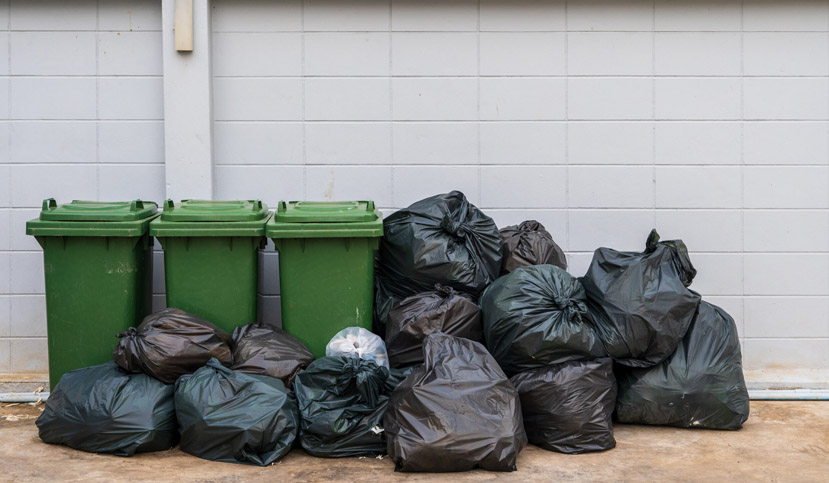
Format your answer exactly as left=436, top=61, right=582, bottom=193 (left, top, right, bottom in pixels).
left=294, top=356, right=392, bottom=458
left=616, top=301, right=750, bottom=430
left=480, top=265, right=605, bottom=376
left=385, top=333, right=527, bottom=472
left=375, top=191, right=502, bottom=331
left=510, top=358, right=616, bottom=454
left=175, top=358, right=299, bottom=466
left=231, top=323, right=314, bottom=388
left=37, top=362, right=177, bottom=456
left=113, top=308, right=232, bottom=384
left=385, top=284, right=482, bottom=368
left=500, top=220, right=567, bottom=274
left=581, top=230, right=701, bottom=368
left=326, top=327, right=388, bottom=369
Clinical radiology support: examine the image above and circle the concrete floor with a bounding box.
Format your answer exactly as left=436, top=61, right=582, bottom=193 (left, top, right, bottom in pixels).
left=0, top=401, right=827, bottom=482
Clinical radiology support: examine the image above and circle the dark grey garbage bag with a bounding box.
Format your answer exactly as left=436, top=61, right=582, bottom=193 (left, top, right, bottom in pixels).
left=500, top=220, right=567, bottom=274
left=581, top=230, right=701, bottom=368
left=230, top=323, right=314, bottom=388
left=37, top=362, right=177, bottom=456
left=175, top=358, right=299, bottom=466
left=385, top=333, right=527, bottom=472
left=615, top=301, right=750, bottom=430
left=510, top=358, right=616, bottom=454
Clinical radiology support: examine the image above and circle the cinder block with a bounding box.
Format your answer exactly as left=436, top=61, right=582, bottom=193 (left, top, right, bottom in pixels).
left=479, top=0, right=566, bottom=32
left=10, top=252, right=44, bottom=294
left=10, top=0, right=97, bottom=30
left=743, top=339, right=829, bottom=371
left=98, top=77, right=164, bottom=120
left=212, top=33, right=302, bottom=77
left=305, top=166, right=393, bottom=207
left=214, top=122, right=303, bottom=165
left=567, top=0, right=654, bottom=31
left=691, top=253, right=743, bottom=296
left=480, top=166, right=566, bottom=209
left=11, top=78, right=96, bottom=120
left=99, top=0, right=162, bottom=31
left=214, top=78, right=303, bottom=121
left=569, top=166, right=654, bottom=209
left=392, top=33, right=476, bottom=76
left=10, top=338, right=48, bottom=373
left=11, top=32, right=96, bottom=75
left=566, top=252, right=594, bottom=278
left=745, top=297, right=829, bottom=338
left=211, top=0, right=302, bottom=32
left=745, top=211, right=829, bottom=252
left=655, top=33, right=741, bottom=76
left=655, top=166, right=742, bottom=209
left=654, top=210, right=743, bottom=252
left=306, top=78, right=390, bottom=121
left=214, top=166, right=305, bottom=207
left=655, top=122, right=741, bottom=164
left=568, top=122, right=653, bottom=164
left=0, top=253, right=9, bottom=294
left=10, top=295, right=46, bottom=337
left=0, top=338, right=10, bottom=372
left=480, top=33, right=565, bottom=76
left=744, top=78, right=829, bottom=121
left=568, top=78, right=652, bottom=120
left=655, top=0, right=742, bottom=31
left=744, top=254, right=829, bottom=296
left=99, top=31, right=163, bottom=76
left=480, top=122, right=565, bottom=165
left=743, top=0, right=829, bottom=32
left=307, top=123, right=391, bottom=165
left=98, top=121, right=165, bottom=164
left=744, top=166, right=829, bottom=209
left=655, top=78, right=741, bottom=120
left=392, top=78, right=477, bottom=121
left=743, top=122, right=829, bottom=165
left=10, top=164, right=97, bottom=208
left=391, top=0, right=478, bottom=32
left=744, top=33, right=829, bottom=76
left=98, top=164, right=165, bottom=203
left=0, top=296, right=9, bottom=337
left=0, top=35, right=7, bottom=75
left=392, top=166, right=480, bottom=208
left=568, top=33, right=652, bottom=76
left=480, top=78, right=565, bottom=121
left=0, top=166, right=8, bottom=207
left=11, top=209, right=40, bottom=251
left=306, top=33, right=389, bottom=76
left=305, top=0, right=390, bottom=32
left=392, top=122, right=477, bottom=165
left=0, top=210, right=9, bottom=250
left=568, top=210, right=655, bottom=252
left=9, top=121, right=96, bottom=163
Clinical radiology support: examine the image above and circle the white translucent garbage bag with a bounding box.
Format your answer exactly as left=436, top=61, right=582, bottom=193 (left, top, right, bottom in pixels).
left=325, top=327, right=389, bottom=369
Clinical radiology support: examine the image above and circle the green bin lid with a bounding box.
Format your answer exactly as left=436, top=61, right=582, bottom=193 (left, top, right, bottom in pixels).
left=267, top=200, right=383, bottom=239
left=26, top=198, right=159, bottom=237
left=159, top=199, right=269, bottom=222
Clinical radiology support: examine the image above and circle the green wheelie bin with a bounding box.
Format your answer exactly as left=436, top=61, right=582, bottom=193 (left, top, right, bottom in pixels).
left=267, top=201, right=383, bottom=357
left=25, top=199, right=159, bottom=389
left=150, top=200, right=270, bottom=333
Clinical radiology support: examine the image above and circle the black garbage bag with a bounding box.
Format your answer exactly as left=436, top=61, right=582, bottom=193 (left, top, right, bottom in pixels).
left=175, top=358, right=299, bottom=466
left=385, top=284, right=482, bottom=368
left=113, top=308, right=232, bottom=384
left=373, top=270, right=405, bottom=336
left=376, top=191, right=501, bottom=326
left=615, top=301, right=750, bottom=430
left=480, top=265, right=605, bottom=376
left=230, top=323, right=314, bottom=388
left=385, top=333, right=527, bottom=472
left=500, top=220, right=567, bottom=274
left=510, top=358, right=616, bottom=454
left=581, top=230, right=701, bottom=368
left=36, top=362, right=177, bottom=456
left=294, top=356, right=391, bottom=458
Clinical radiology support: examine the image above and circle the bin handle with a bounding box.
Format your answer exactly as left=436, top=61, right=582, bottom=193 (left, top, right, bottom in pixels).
left=130, top=200, right=145, bottom=212
left=41, top=198, right=57, bottom=211
left=277, top=201, right=287, bottom=213
left=252, top=200, right=263, bottom=211
left=163, top=199, right=175, bottom=211
left=365, top=200, right=375, bottom=212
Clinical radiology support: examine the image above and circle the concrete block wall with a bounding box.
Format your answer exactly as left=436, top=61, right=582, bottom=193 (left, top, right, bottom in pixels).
left=1, top=0, right=829, bottom=379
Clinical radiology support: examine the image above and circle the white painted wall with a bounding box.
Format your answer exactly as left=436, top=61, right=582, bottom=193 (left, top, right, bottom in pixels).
left=1, top=0, right=829, bottom=379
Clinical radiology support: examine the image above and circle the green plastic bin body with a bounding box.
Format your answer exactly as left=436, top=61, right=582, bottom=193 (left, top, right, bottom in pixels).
left=267, top=201, right=383, bottom=358
left=150, top=200, right=270, bottom=333
left=25, top=199, right=158, bottom=389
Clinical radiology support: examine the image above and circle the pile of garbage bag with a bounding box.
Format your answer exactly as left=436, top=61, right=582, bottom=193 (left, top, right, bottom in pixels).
left=230, top=323, right=314, bottom=387
left=500, top=220, right=567, bottom=273
left=175, top=358, right=299, bottom=466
